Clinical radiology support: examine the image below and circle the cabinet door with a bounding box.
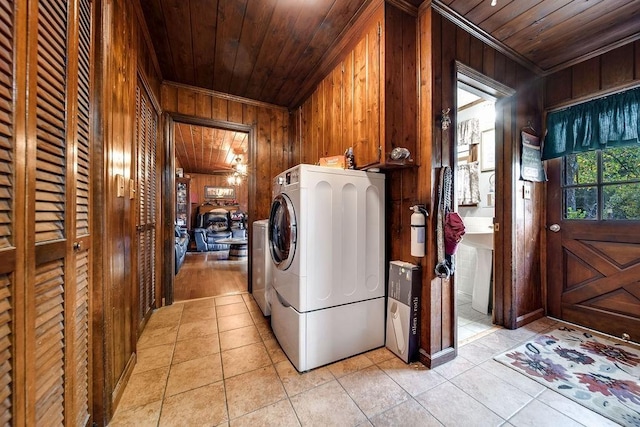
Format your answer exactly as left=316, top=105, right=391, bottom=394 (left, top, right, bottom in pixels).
left=28, top=0, right=94, bottom=424
left=135, top=79, right=160, bottom=329
left=1, top=0, right=93, bottom=425
left=351, top=20, right=381, bottom=168
left=0, top=0, right=16, bottom=423
left=297, top=16, right=382, bottom=168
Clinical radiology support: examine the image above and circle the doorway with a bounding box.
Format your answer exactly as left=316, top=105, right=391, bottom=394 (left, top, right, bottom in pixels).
left=454, top=84, right=496, bottom=342
left=453, top=63, right=515, bottom=343
left=163, top=114, right=256, bottom=305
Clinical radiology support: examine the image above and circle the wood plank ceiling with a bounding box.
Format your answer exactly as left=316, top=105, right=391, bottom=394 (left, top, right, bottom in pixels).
left=140, top=0, right=377, bottom=108
left=141, top=0, right=639, bottom=174
left=174, top=123, right=248, bottom=175
left=434, top=0, right=640, bottom=73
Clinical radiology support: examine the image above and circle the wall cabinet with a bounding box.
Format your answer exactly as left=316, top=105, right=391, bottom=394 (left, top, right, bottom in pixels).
left=176, top=178, right=191, bottom=230
left=294, top=1, right=417, bottom=169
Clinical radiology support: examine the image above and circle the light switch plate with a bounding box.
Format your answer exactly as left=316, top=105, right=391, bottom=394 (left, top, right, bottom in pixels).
left=129, top=179, right=135, bottom=199
left=523, top=183, right=532, bottom=199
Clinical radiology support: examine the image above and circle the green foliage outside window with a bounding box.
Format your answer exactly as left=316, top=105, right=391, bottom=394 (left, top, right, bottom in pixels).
left=563, top=146, right=640, bottom=220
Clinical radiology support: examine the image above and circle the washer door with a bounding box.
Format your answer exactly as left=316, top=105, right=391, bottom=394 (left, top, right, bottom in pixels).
left=269, top=193, right=297, bottom=270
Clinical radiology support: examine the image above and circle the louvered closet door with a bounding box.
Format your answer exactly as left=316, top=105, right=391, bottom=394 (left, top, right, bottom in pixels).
left=0, top=0, right=16, bottom=425
left=70, top=0, right=93, bottom=425
left=26, top=0, right=93, bottom=425
left=136, top=80, right=159, bottom=328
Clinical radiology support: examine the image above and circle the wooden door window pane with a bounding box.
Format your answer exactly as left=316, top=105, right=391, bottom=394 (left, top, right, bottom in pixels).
left=603, top=183, right=640, bottom=220
left=602, top=146, right=640, bottom=182
left=563, top=146, right=640, bottom=220
left=564, top=186, right=597, bottom=220
left=564, top=151, right=597, bottom=185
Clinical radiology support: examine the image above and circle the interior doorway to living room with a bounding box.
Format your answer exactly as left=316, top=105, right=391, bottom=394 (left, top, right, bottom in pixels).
left=172, top=120, right=251, bottom=302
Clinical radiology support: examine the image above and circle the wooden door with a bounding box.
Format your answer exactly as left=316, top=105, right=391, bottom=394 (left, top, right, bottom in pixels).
left=0, top=0, right=93, bottom=424
left=0, top=0, right=17, bottom=423
left=546, top=148, right=640, bottom=342
left=135, top=79, right=160, bottom=331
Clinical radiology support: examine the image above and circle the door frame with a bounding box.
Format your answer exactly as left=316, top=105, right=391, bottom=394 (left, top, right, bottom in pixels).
left=454, top=62, right=516, bottom=328
left=162, top=113, right=257, bottom=305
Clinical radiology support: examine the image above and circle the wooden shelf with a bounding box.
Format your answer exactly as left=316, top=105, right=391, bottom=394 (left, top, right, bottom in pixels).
left=360, top=156, right=416, bottom=171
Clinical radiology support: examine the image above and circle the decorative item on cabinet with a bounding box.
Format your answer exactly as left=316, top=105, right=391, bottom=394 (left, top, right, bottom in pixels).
left=176, top=177, right=191, bottom=230
left=360, top=147, right=416, bottom=171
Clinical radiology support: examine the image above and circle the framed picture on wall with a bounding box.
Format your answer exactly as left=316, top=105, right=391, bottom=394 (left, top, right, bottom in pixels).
left=481, top=129, right=495, bottom=172
left=204, top=186, right=236, bottom=199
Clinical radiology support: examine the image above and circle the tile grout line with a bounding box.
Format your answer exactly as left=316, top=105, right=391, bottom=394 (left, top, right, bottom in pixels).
left=155, top=304, right=185, bottom=427
left=216, top=296, right=233, bottom=426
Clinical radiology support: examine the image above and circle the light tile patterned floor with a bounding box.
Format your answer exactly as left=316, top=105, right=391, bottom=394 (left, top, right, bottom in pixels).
left=457, top=292, right=496, bottom=343
left=110, top=293, right=617, bottom=427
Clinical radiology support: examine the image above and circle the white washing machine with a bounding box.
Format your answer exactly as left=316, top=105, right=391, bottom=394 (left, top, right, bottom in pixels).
left=251, top=219, right=272, bottom=316
left=269, top=164, right=386, bottom=372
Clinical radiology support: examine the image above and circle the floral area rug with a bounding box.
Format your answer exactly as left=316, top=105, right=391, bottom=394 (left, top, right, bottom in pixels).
left=494, top=325, right=640, bottom=426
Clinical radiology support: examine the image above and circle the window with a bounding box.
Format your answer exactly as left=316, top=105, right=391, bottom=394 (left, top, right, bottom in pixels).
left=563, top=146, right=640, bottom=220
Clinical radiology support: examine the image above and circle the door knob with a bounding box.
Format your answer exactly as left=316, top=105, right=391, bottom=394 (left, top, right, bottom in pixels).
left=549, top=224, right=560, bottom=232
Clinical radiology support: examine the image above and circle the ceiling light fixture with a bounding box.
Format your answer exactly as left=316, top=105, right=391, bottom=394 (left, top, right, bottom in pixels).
left=227, top=156, right=247, bottom=186
left=227, top=173, right=242, bottom=186
left=491, top=0, right=497, bottom=6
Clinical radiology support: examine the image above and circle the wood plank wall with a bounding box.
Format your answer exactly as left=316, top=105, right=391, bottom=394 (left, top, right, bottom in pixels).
left=544, top=41, right=640, bottom=109
left=161, top=83, right=291, bottom=222
left=290, top=5, right=384, bottom=168
left=187, top=173, right=249, bottom=222
left=290, top=0, right=420, bottom=268
left=293, top=1, right=545, bottom=368
left=419, top=7, right=544, bottom=366
left=91, top=0, right=163, bottom=423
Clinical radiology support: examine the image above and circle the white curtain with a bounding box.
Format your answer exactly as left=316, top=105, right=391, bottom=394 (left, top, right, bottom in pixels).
left=457, top=161, right=480, bottom=205
left=457, top=118, right=481, bottom=146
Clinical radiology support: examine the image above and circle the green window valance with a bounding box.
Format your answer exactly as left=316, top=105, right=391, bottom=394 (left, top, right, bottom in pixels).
left=542, top=86, right=640, bottom=160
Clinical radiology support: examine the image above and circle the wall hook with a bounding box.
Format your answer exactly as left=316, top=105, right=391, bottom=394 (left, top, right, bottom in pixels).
left=441, top=108, right=451, bottom=130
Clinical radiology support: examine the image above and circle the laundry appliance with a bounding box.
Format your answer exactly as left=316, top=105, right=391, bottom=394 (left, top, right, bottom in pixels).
left=251, top=219, right=272, bottom=316
left=268, top=164, right=385, bottom=372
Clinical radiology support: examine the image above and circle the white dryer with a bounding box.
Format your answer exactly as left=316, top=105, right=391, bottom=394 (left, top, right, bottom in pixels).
left=269, top=164, right=386, bottom=372
left=251, top=219, right=272, bottom=316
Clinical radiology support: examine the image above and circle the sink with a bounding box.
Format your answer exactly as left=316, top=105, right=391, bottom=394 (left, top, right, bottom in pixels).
left=461, top=231, right=494, bottom=250
left=458, top=216, right=494, bottom=314
left=460, top=217, right=494, bottom=250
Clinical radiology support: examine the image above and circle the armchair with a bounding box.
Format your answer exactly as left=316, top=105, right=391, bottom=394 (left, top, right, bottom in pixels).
left=194, top=209, right=232, bottom=251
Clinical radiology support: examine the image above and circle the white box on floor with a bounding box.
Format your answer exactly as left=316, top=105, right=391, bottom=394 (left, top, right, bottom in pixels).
left=386, top=261, right=421, bottom=363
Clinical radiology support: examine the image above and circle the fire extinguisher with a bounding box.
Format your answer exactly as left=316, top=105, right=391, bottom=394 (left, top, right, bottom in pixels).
left=410, top=205, right=428, bottom=257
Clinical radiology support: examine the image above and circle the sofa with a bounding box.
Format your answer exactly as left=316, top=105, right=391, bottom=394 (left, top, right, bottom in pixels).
left=175, top=226, right=190, bottom=274
left=193, top=209, right=233, bottom=252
